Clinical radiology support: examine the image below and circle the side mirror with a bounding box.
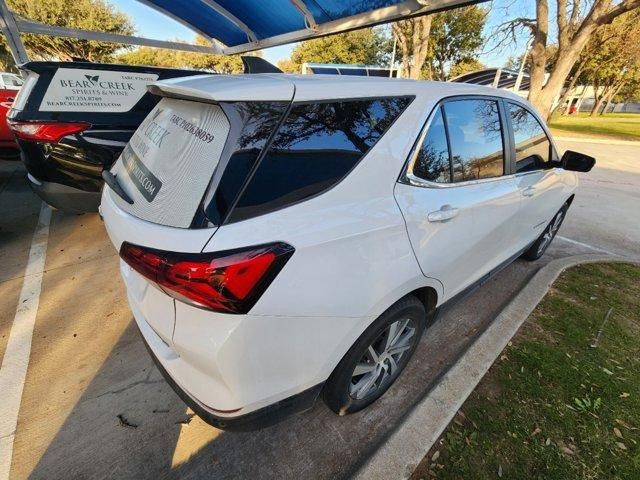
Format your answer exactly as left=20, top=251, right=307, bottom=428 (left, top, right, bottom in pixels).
left=561, top=150, right=595, bottom=172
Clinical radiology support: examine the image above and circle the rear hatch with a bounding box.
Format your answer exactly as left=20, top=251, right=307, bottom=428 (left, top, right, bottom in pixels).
left=105, top=74, right=295, bottom=229
left=8, top=61, right=204, bottom=198
left=102, top=74, right=295, bottom=343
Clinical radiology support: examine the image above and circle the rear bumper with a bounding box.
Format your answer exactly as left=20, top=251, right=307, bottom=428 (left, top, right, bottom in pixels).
left=0, top=140, right=18, bottom=149
left=27, top=174, right=101, bottom=212
left=135, top=315, right=324, bottom=431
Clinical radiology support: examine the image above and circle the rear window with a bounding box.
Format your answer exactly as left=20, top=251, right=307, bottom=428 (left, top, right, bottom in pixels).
left=111, top=97, right=230, bottom=228
left=227, top=96, right=412, bottom=223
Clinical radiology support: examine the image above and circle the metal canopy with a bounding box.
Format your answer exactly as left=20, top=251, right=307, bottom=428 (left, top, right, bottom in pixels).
left=0, top=0, right=486, bottom=65
left=451, top=68, right=531, bottom=91
left=144, top=0, right=487, bottom=55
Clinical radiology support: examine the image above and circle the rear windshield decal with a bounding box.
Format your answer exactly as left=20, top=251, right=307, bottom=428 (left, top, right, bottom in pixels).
left=39, top=68, right=158, bottom=113
left=169, top=113, right=216, bottom=143
left=111, top=98, right=230, bottom=228
left=121, top=145, right=162, bottom=202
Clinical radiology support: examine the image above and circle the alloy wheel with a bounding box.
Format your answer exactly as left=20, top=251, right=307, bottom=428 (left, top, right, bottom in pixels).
left=349, top=318, right=417, bottom=400
left=538, top=210, right=564, bottom=255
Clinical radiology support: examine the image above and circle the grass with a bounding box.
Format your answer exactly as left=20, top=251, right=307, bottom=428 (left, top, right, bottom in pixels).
left=549, top=113, right=640, bottom=141
left=412, top=263, right=640, bottom=480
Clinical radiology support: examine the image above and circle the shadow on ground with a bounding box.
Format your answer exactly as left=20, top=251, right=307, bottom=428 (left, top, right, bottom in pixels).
left=19, top=249, right=547, bottom=479
left=5, top=163, right=605, bottom=479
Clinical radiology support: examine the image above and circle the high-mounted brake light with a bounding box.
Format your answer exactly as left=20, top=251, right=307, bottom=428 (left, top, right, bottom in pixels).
left=8, top=121, right=90, bottom=143
left=120, top=242, right=294, bottom=314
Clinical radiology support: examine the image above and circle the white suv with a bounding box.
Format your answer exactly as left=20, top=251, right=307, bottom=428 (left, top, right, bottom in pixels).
left=100, top=74, right=594, bottom=430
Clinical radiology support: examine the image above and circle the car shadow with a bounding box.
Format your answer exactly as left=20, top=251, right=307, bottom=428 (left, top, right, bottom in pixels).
left=22, top=253, right=544, bottom=479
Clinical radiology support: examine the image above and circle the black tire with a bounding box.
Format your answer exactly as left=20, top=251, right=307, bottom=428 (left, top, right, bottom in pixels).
left=521, top=203, right=569, bottom=261
left=323, top=295, right=426, bottom=415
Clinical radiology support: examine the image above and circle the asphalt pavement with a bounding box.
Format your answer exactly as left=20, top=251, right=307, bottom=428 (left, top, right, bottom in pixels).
left=0, top=137, right=637, bottom=479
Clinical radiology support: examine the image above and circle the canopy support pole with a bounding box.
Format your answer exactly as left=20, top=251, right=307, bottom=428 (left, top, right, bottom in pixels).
left=15, top=19, right=223, bottom=55
left=289, top=0, right=318, bottom=30
left=200, top=0, right=258, bottom=43
left=492, top=68, right=502, bottom=88
left=514, top=37, right=533, bottom=94
left=0, top=0, right=29, bottom=65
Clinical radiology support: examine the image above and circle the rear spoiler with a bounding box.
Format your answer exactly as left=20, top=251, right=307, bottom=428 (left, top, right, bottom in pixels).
left=147, top=74, right=295, bottom=104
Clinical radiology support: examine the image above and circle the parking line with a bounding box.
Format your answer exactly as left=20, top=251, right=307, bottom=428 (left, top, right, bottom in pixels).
left=0, top=203, right=51, bottom=480
left=555, top=235, right=617, bottom=256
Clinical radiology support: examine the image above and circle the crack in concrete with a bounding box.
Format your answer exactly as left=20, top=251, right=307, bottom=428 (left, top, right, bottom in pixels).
left=89, top=368, right=167, bottom=401
left=90, top=376, right=165, bottom=401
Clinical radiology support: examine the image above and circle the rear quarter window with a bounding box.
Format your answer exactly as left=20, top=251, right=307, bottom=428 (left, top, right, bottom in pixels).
left=227, top=96, right=413, bottom=223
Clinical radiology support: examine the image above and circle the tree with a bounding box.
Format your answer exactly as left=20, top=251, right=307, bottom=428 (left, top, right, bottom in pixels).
left=2, top=0, right=134, bottom=63
left=427, top=7, right=486, bottom=80
left=392, top=16, right=433, bottom=79
left=504, top=44, right=558, bottom=73
left=284, top=28, right=391, bottom=73
left=393, top=6, right=486, bottom=80
left=613, top=71, right=640, bottom=103
left=500, top=0, right=640, bottom=120
left=448, top=58, right=486, bottom=79
left=580, top=10, right=640, bottom=115
left=0, top=41, right=17, bottom=72
left=277, top=59, right=299, bottom=73
left=115, top=36, right=245, bottom=73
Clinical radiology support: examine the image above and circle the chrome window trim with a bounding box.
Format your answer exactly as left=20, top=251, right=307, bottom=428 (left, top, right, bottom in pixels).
left=405, top=171, right=518, bottom=188
left=402, top=94, right=510, bottom=189
left=400, top=94, right=562, bottom=190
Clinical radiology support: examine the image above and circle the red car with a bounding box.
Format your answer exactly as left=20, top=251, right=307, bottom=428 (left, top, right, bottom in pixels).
left=0, top=72, right=23, bottom=157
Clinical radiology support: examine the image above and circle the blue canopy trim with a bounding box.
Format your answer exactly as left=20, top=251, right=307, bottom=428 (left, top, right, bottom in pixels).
left=141, top=0, right=488, bottom=53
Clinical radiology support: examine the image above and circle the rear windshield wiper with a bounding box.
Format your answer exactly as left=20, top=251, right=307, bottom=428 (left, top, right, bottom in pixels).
left=102, top=170, right=134, bottom=205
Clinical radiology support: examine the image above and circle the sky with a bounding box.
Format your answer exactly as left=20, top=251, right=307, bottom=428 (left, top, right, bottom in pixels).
left=110, top=0, right=536, bottom=70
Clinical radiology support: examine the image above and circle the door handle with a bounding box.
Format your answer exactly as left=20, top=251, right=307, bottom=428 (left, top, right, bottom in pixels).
left=522, top=186, right=536, bottom=197
left=428, top=205, right=459, bottom=222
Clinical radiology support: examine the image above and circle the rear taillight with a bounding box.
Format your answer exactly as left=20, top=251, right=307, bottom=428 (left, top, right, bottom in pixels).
left=8, top=121, right=90, bottom=143
left=120, top=242, right=294, bottom=314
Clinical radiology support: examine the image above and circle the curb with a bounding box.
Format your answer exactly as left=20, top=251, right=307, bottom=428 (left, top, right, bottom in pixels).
left=354, top=254, right=639, bottom=480
left=554, top=135, right=640, bottom=146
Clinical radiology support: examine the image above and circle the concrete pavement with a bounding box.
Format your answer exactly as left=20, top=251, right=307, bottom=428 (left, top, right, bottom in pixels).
left=556, top=139, right=640, bottom=258
left=0, top=136, right=637, bottom=479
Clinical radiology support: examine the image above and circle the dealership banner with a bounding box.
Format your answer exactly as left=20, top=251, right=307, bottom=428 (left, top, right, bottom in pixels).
left=40, top=68, right=158, bottom=112
left=111, top=97, right=230, bottom=228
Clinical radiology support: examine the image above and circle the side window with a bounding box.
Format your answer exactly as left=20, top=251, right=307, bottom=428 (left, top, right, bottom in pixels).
left=204, top=102, right=290, bottom=225
left=413, top=107, right=451, bottom=183
left=508, top=103, right=551, bottom=173
left=228, top=96, right=413, bottom=222
left=443, top=100, right=504, bottom=182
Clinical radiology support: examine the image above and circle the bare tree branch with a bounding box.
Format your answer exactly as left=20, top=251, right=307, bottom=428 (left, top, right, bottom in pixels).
left=596, top=0, right=640, bottom=25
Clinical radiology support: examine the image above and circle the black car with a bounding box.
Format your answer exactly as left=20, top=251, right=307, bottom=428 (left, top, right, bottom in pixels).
left=7, top=61, right=208, bottom=212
